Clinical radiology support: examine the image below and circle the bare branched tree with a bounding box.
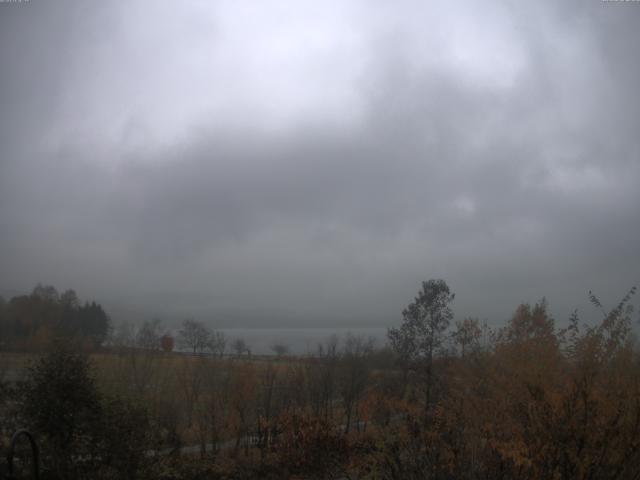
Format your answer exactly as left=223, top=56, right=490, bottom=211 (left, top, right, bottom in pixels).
left=178, top=319, right=211, bottom=354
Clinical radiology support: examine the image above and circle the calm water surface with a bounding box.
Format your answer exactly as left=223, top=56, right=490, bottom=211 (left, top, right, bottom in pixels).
left=218, top=327, right=388, bottom=355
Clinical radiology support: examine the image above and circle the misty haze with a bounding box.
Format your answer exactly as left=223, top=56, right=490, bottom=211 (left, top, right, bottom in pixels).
left=1, top=1, right=639, bottom=479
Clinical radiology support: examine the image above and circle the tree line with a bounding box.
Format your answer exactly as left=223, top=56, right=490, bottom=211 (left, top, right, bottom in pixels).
left=0, top=279, right=639, bottom=479
left=0, top=284, right=110, bottom=350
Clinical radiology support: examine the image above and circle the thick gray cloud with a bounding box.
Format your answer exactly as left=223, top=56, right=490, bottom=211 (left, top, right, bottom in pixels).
left=1, top=0, right=639, bottom=328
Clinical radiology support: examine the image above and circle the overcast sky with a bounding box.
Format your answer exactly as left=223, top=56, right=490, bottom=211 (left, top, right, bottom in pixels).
left=1, top=0, right=639, bottom=328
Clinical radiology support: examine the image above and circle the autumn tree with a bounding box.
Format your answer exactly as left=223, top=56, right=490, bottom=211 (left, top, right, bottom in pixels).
left=160, top=334, right=175, bottom=352
left=499, top=297, right=556, bottom=345
left=452, top=317, right=482, bottom=358
left=483, top=289, right=640, bottom=479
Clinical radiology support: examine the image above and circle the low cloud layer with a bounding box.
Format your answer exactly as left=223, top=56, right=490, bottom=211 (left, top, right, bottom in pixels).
left=1, top=0, right=639, bottom=327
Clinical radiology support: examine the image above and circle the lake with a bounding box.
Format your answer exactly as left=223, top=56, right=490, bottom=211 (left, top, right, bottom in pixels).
left=218, top=327, right=389, bottom=355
